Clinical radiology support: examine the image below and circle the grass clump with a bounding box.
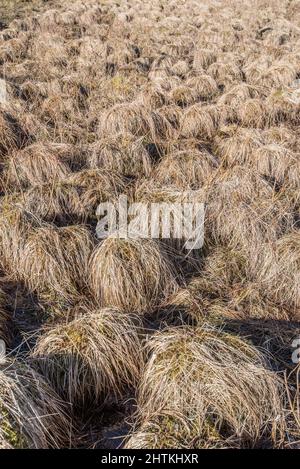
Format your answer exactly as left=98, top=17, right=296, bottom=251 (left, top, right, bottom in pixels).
left=89, top=237, right=179, bottom=314
left=138, top=323, right=286, bottom=448
left=32, top=307, right=144, bottom=405
left=0, top=359, right=72, bottom=448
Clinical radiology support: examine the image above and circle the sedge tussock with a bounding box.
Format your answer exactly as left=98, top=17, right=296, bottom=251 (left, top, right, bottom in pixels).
left=185, top=74, right=219, bottom=100
left=32, top=308, right=144, bottom=405
left=0, top=198, right=38, bottom=277
left=135, top=178, right=206, bottom=206
left=170, top=60, right=190, bottom=78
left=218, top=83, right=262, bottom=108
left=2, top=144, right=71, bottom=191
left=89, top=134, right=152, bottom=178
left=133, top=180, right=205, bottom=264
left=205, top=166, right=293, bottom=250
left=0, top=359, right=72, bottom=449
left=180, top=104, right=217, bottom=140
left=125, top=412, right=231, bottom=449
left=217, top=131, right=299, bottom=186
left=153, top=148, right=218, bottom=189
left=266, top=88, right=300, bottom=125
left=253, top=62, right=297, bottom=90
left=138, top=324, right=286, bottom=447
left=237, top=98, right=267, bottom=128
left=21, top=182, right=84, bottom=224
left=99, top=102, right=174, bottom=142
left=65, top=169, right=126, bottom=217
left=207, top=61, right=243, bottom=88
left=41, top=142, right=88, bottom=172
left=19, top=81, right=48, bottom=107
left=136, top=84, right=166, bottom=110
left=252, top=144, right=299, bottom=186
left=0, top=288, right=12, bottom=347
left=184, top=246, right=293, bottom=322
left=157, top=105, right=183, bottom=130
left=192, top=47, right=217, bottom=71
left=255, top=230, right=300, bottom=311
left=19, top=224, right=94, bottom=306
left=0, top=0, right=300, bottom=449
left=89, top=237, right=179, bottom=314
left=0, top=106, right=30, bottom=156
left=213, top=125, right=265, bottom=165
left=262, top=126, right=298, bottom=150
left=169, top=85, right=197, bottom=107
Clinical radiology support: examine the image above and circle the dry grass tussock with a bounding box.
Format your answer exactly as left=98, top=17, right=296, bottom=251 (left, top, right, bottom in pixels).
left=0, top=288, right=12, bottom=346
left=89, top=133, right=152, bottom=178
left=153, top=148, right=218, bottom=190
left=137, top=324, right=286, bottom=448
left=204, top=166, right=294, bottom=252
left=32, top=308, right=144, bottom=405
left=125, top=411, right=234, bottom=449
left=0, top=0, right=299, bottom=449
left=0, top=359, right=72, bottom=449
left=89, top=237, right=179, bottom=314
left=19, top=224, right=94, bottom=306
left=99, top=103, right=174, bottom=143
left=2, top=143, right=71, bottom=191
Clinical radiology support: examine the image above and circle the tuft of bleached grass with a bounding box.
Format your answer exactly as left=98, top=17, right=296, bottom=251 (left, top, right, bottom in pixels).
left=0, top=198, right=38, bottom=277
left=20, top=182, right=84, bottom=224
left=180, top=104, right=218, bottom=140
left=99, top=102, right=174, bottom=142
left=213, top=125, right=265, bottom=165
left=89, top=133, right=152, bottom=178
left=65, top=169, right=126, bottom=218
left=138, top=323, right=286, bottom=448
left=0, top=287, right=11, bottom=347
left=0, top=359, right=72, bottom=449
left=255, top=230, right=300, bottom=311
left=2, top=143, right=70, bottom=191
left=125, top=411, right=232, bottom=449
left=153, top=148, right=218, bottom=189
left=0, top=106, right=31, bottom=156
left=32, top=307, right=144, bottom=405
left=19, top=224, right=94, bottom=306
left=204, top=166, right=293, bottom=252
left=89, top=237, right=179, bottom=314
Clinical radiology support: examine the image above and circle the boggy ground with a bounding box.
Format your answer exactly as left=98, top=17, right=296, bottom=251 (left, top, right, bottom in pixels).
left=0, top=0, right=299, bottom=449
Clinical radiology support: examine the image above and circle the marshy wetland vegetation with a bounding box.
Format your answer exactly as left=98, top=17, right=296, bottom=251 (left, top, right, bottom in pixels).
left=0, top=0, right=299, bottom=449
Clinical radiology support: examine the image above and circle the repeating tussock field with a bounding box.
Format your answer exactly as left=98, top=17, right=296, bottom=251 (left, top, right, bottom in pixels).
left=0, top=0, right=299, bottom=450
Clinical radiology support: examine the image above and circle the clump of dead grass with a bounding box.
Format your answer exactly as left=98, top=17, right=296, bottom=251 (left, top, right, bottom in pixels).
left=0, top=198, right=38, bottom=277
left=0, top=105, right=31, bottom=156
left=89, top=237, right=179, bottom=314
left=0, top=288, right=12, bottom=347
left=99, top=102, right=174, bottom=142
left=180, top=104, right=218, bottom=140
left=21, top=182, right=84, bottom=224
left=89, top=133, right=152, bottom=178
left=0, top=359, right=72, bottom=449
left=2, top=143, right=70, bottom=191
left=205, top=166, right=293, bottom=252
left=255, top=230, right=300, bottom=311
left=125, top=411, right=231, bottom=449
left=19, top=224, right=94, bottom=306
left=153, top=148, right=218, bottom=189
left=32, top=307, right=144, bottom=405
left=138, top=323, right=286, bottom=448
